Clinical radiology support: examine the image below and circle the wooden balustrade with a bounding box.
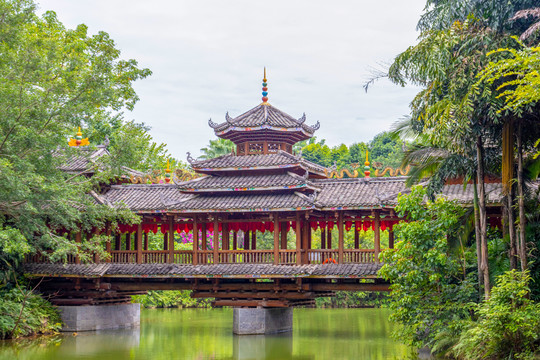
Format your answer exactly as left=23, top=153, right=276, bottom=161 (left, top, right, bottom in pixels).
left=173, top=251, right=193, bottom=264
left=278, top=250, right=297, bottom=265
left=343, top=249, right=375, bottom=263
left=111, top=250, right=137, bottom=263
left=143, top=250, right=168, bottom=263
left=25, top=248, right=378, bottom=265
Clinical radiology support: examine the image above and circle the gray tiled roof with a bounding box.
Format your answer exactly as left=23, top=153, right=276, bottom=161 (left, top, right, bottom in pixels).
left=24, top=263, right=382, bottom=278
left=105, top=184, right=193, bottom=211
left=177, top=173, right=317, bottom=192
left=171, top=192, right=315, bottom=212
left=191, top=151, right=327, bottom=175
left=57, top=146, right=109, bottom=173
left=314, top=177, right=408, bottom=209
left=439, top=183, right=503, bottom=204
left=209, top=104, right=319, bottom=134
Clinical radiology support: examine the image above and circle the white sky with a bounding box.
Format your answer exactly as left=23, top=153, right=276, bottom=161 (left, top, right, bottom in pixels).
left=37, top=0, right=425, bottom=159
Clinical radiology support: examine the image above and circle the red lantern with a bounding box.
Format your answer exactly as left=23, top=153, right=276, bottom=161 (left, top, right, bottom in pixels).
left=318, top=220, right=326, bottom=230
left=207, top=223, right=213, bottom=232
left=286, top=222, right=291, bottom=232
left=265, top=222, right=273, bottom=232
left=355, top=220, right=362, bottom=231
left=310, top=221, right=318, bottom=231
left=327, top=221, right=334, bottom=230
left=345, top=221, right=352, bottom=232
left=160, top=224, right=167, bottom=234
left=218, top=223, right=222, bottom=232
left=363, top=220, right=371, bottom=232
left=380, top=221, right=386, bottom=231
left=240, top=222, right=248, bottom=232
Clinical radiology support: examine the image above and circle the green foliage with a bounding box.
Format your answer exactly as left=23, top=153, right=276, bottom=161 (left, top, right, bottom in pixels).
left=452, top=270, right=540, bottom=359
left=199, top=138, right=235, bottom=159
left=369, top=132, right=404, bottom=169
left=0, top=286, right=61, bottom=339
left=379, top=186, right=477, bottom=350
left=132, top=290, right=211, bottom=309
left=315, top=291, right=388, bottom=308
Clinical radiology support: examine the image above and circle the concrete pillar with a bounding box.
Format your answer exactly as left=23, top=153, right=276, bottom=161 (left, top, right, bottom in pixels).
left=59, top=303, right=140, bottom=332
left=233, top=308, right=293, bottom=335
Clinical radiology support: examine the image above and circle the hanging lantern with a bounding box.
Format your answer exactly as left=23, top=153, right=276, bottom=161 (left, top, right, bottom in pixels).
left=345, top=221, right=352, bottom=232
left=380, top=221, right=387, bottom=231
left=318, top=220, right=326, bottom=230
left=327, top=221, right=334, bottom=230
left=355, top=220, right=362, bottom=232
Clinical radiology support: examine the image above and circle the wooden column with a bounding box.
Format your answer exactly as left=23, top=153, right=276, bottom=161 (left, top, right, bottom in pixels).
left=354, top=226, right=359, bottom=249
left=105, top=227, right=112, bottom=263
left=115, top=234, right=121, bottom=251
left=295, top=213, right=301, bottom=265
left=338, top=212, right=344, bottom=264
left=213, top=218, right=219, bottom=264
left=389, top=229, right=394, bottom=249
left=144, top=233, right=149, bottom=250
left=374, top=212, right=380, bottom=263
left=163, top=232, right=168, bottom=251
left=168, top=217, right=174, bottom=264
left=136, top=224, right=143, bottom=264
left=280, top=222, right=288, bottom=249
left=193, top=218, right=199, bottom=265
left=233, top=231, right=237, bottom=250
left=273, top=213, right=279, bottom=265
left=244, top=231, right=250, bottom=250
left=327, top=227, right=332, bottom=249
left=201, top=223, right=207, bottom=250
left=302, top=221, right=309, bottom=264
left=75, top=231, right=82, bottom=264
left=251, top=230, right=256, bottom=250
left=321, top=228, right=326, bottom=249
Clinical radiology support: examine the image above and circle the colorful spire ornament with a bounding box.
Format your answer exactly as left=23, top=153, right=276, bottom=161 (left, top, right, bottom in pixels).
left=364, top=150, right=371, bottom=178
left=261, top=67, right=269, bottom=104
left=68, top=127, right=89, bottom=147
left=165, top=159, right=171, bottom=183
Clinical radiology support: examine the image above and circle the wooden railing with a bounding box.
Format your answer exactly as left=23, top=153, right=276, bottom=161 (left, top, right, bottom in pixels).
left=344, top=249, right=376, bottom=263
left=111, top=251, right=137, bottom=263
left=279, top=250, right=297, bottom=265
left=26, top=248, right=377, bottom=265
left=173, top=251, right=193, bottom=264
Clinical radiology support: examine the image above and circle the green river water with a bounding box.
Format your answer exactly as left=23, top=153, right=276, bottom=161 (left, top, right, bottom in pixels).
left=0, top=308, right=414, bottom=360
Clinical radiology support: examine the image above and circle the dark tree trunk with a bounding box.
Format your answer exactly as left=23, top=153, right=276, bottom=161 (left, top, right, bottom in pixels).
left=507, top=190, right=518, bottom=270
left=517, top=121, right=527, bottom=270
left=473, top=179, right=484, bottom=296
left=476, top=136, right=490, bottom=298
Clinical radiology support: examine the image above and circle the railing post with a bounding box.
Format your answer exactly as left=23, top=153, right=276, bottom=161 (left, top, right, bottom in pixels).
left=168, top=216, right=174, bottom=264
left=137, top=223, right=143, bottom=264
left=193, top=218, right=199, bottom=265
left=295, top=213, right=301, bottom=265
left=374, top=212, right=380, bottom=263
left=338, top=212, right=344, bottom=264
left=273, top=213, right=279, bottom=265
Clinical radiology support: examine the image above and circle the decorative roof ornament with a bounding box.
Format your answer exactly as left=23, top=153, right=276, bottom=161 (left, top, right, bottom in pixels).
left=186, top=152, right=195, bottom=164
left=261, top=67, right=269, bottom=105
left=364, top=150, right=371, bottom=178
left=225, top=112, right=234, bottom=124
left=68, top=127, right=90, bottom=147
left=312, top=121, right=321, bottom=131
left=164, top=159, right=172, bottom=183
left=298, top=113, right=306, bottom=124
left=208, top=118, right=219, bottom=129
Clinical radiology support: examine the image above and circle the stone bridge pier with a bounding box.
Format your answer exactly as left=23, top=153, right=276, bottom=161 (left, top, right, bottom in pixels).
left=233, top=307, right=293, bottom=335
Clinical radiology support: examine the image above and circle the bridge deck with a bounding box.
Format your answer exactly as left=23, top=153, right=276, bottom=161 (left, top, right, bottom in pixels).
left=24, top=263, right=382, bottom=279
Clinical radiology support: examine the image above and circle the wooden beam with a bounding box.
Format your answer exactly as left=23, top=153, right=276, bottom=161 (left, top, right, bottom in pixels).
left=273, top=213, right=279, bottom=265
left=168, top=216, right=174, bottom=264
left=193, top=291, right=315, bottom=300
left=295, top=213, right=301, bottom=265
left=136, top=223, right=143, bottom=264
left=213, top=218, right=219, bottom=264
left=338, top=212, right=344, bottom=264
left=374, top=211, right=381, bottom=263
left=212, top=300, right=289, bottom=308
left=193, top=218, right=199, bottom=265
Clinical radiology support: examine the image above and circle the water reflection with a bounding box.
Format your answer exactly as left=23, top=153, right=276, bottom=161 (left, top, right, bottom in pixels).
left=0, top=308, right=413, bottom=360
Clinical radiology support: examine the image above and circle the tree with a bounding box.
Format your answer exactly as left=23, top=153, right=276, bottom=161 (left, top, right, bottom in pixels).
left=199, top=138, right=235, bottom=159
left=379, top=186, right=477, bottom=351
left=0, top=0, right=149, bottom=268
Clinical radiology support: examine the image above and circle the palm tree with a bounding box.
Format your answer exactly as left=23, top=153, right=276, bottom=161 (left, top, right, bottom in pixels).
left=512, top=8, right=540, bottom=41
left=199, top=139, right=235, bottom=160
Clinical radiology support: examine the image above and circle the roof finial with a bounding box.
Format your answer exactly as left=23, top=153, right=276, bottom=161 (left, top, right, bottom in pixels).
left=364, top=150, right=371, bottom=178
left=164, top=158, right=171, bottom=183
left=261, top=67, right=269, bottom=105
left=69, top=127, right=89, bottom=147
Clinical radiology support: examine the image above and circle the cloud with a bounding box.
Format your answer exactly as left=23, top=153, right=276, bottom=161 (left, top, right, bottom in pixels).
left=37, top=0, right=425, bottom=160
